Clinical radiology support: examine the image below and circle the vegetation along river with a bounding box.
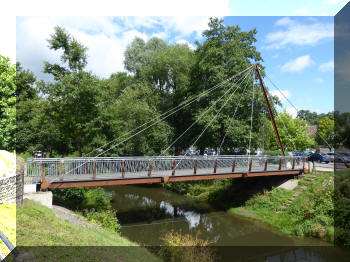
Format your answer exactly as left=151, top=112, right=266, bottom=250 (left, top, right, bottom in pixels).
left=104, top=184, right=349, bottom=262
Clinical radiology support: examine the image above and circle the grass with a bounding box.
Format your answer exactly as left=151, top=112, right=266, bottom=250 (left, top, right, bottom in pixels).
left=0, top=203, right=16, bottom=258
left=15, top=200, right=162, bottom=262
left=230, top=172, right=334, bottom=242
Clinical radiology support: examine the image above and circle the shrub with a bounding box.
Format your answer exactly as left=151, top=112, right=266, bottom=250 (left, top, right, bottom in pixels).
left=158, top=230, right=215, bottom=262
left=83, top=209, right=121, bottom=233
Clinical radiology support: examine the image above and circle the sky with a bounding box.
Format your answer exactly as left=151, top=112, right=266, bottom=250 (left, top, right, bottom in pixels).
left=2, top=0, right=349, bottom=116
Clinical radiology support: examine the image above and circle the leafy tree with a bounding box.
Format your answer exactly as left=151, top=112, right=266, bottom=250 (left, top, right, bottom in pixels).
left=111, top=84, right=173, bottom=156
left=0, top=55, right=16, bottom=150
left=189, top=18, right=266, bottom=152
left=42, top=26, right=99, bottom=156
left=15, top=62, right=37, bottom=101
left=15, top=64, right=38, bottom=153
left=275, top=111, right=314, bottom=151
left=124, top=37, right=167, bottom=76
left=316, top=117, right=334, bottom=150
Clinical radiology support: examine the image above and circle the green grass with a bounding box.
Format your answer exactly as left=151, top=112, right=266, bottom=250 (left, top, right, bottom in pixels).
left=16, top=200, right=162, bottom=262
left=0, top=203, right=16, bottom=258
left=230, top=172, right=335, bottom=242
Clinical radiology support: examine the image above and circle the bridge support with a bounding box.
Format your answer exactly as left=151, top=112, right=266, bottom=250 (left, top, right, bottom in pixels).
left=254, top=64, right=285, bottom=156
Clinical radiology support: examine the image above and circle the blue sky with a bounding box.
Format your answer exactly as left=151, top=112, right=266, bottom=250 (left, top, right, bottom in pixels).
left=15, top=15, right=335, bottom=116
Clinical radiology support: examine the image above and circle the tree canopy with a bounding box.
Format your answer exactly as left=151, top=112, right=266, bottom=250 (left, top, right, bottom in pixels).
left=13, top=18, right=322, bottom=157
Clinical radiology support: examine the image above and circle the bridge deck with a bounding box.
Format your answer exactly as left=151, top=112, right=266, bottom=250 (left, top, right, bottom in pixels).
left=26, top=156, right=308, bottom=189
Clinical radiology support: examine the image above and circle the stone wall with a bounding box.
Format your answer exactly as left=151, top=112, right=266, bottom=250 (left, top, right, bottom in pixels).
left=0, top=157, right=24, bottom=205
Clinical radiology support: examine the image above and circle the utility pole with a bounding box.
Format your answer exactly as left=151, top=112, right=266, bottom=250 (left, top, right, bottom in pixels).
left=254, top=64, right=285, bottom=156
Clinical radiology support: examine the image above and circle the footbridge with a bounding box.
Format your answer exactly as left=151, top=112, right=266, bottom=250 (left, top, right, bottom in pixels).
left=26, top=156, right=308, bottom=189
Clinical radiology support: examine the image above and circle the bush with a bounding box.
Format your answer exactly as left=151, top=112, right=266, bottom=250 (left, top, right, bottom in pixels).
left=83, top=209, right=121, bottom=233
left=52, top=187, right=111, bottom=211
left=157, top=231, right=215, bottom=262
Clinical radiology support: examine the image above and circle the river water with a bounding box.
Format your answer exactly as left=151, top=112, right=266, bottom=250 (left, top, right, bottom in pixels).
left=104, top=184, right=350, bottom=262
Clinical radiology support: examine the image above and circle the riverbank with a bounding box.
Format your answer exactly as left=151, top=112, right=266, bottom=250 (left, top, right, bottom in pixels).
left=16, top=200, right=162, bottom=262
left=0, top=203, right=16, bottom=259
left=230, top=171, right=334, bottom=242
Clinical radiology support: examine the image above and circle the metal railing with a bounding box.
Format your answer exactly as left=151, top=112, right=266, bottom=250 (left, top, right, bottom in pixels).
left=26, top=155, right=305, bottom=182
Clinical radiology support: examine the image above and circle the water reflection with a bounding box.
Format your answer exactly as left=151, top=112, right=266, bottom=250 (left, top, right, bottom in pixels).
left=103, top=185, right=350, bottom=261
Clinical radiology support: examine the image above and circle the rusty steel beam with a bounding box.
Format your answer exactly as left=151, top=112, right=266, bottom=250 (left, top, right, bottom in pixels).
left=45, top=177, right=163, bottom=189
left=254, top=64, right=285, bottom=156
left=232, top=158, right=236, bottom=172
left=171, top=159, right=176, bottom=176
left=42, top=169, right=304, bottom=189
left=194, top=158, right=198, bottom=174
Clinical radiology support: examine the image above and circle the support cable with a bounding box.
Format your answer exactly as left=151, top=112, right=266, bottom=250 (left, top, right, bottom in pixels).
left=85, top=65, right=254, bottom=157
left=174, top=75, right=245, bottom=169
left=161, top=67, right=253, bottom=155
left=219, top=70, right=253, bottom=150
left=265, top=87, right=297, bottom=151
left=264, top=73, right=332, bottom=150
left=64, top=66, right=254, bottom=175
left=248, top=82, right=255, bottom=156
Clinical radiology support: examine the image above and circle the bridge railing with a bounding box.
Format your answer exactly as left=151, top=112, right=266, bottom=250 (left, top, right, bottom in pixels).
left=26, top=155, right=305, bottom=181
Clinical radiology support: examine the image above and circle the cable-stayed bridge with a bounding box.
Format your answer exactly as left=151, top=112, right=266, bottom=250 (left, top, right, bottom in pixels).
left=26, top=64, right=318, bottom=190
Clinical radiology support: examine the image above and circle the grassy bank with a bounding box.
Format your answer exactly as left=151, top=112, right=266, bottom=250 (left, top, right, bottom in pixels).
left=0, top=203, right=16, bottom=258
left=230, top=172, right=334, bottom=242
left=16, top=200, right=162, bottom=262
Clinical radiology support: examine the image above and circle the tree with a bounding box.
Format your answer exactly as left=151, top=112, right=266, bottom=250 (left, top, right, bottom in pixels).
left=15, top=63, right=38, bottom=153
left=275, top=111, right=314, bottom=151
left=0, top=55, right=16, bottom=150
left=316, top=117, right=334, bottom=150
left=110, top=84, right=173, bottom=156
left=189, top=17, right=266, bottom=152
left=124, top=37, right=167, bottom=77
left=42, top=26, right=99, bottom=156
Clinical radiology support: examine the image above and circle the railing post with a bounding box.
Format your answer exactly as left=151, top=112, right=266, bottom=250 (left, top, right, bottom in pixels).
left=133, top=161, right=136, bottom=173
left=279, top=157, right=282, bottom=170
left=249, top=158, right=252, bottom=172
left=292, top=158, right=295, bottom=170
left=85, top=161, right=88, bottom=174
left=194, top=158, right=198, bottom=174
left=122, top=160, right=126, bottom=178
left=148, top=160, right=152, bottom=177
left=264, top=158, right=268, bottom=171
left=232, top=158, right=236, bottom=173
left=303, top=157, right=306, bottom=173
left=172, top=159, right=176, bottom=176
left=60, top=160, right=64, bottom=181
left=213, top=158, right=218, bottom=174
left=93, top=160, right=96, bottom=180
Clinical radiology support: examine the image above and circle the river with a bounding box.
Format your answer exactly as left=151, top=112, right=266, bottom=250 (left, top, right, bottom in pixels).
left=104, top=184, right=350, bottom=262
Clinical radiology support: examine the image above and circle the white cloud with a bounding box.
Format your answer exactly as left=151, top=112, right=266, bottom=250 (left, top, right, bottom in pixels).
left=16, top=16, right=214, bottom=80
left=318, top=61, right=334, bottom=72
left=295, top=8, right=308, bottom=15
left=281, top=55, right=314, bottom=73
left=176, top=40, right=195, bottom=50
left=16, top=17, right=149, bottom=79
left=272, top=54, right=279, bottom=59
left=313, top=78, right=324, bottom=84
left=286, top=107, right=298, bottom=118
left=270, top=90, right=291, bottom=102
left=0, top=15, right=16, bottom=63
left=265, top=17, right=333, bottom=49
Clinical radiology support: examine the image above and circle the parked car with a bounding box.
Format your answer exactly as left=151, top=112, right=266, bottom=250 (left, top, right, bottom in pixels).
left=335, top=152, right=350, bottom=163
left=184, top=149, right=200, bottom=156
left=307, top=152, right=330, bottom=163
left=325, top=152, right=335, bottom=162
left=204, top=148, right=216, bottom=156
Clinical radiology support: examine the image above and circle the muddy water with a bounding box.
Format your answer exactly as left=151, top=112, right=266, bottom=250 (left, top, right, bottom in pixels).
left=104, top=185, right=349, bottom=262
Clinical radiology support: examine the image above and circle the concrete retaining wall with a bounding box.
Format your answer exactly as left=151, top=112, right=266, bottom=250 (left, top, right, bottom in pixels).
left=0, top=156, right=25, bottom=205
left=0, top=173, right=24, bottom=205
